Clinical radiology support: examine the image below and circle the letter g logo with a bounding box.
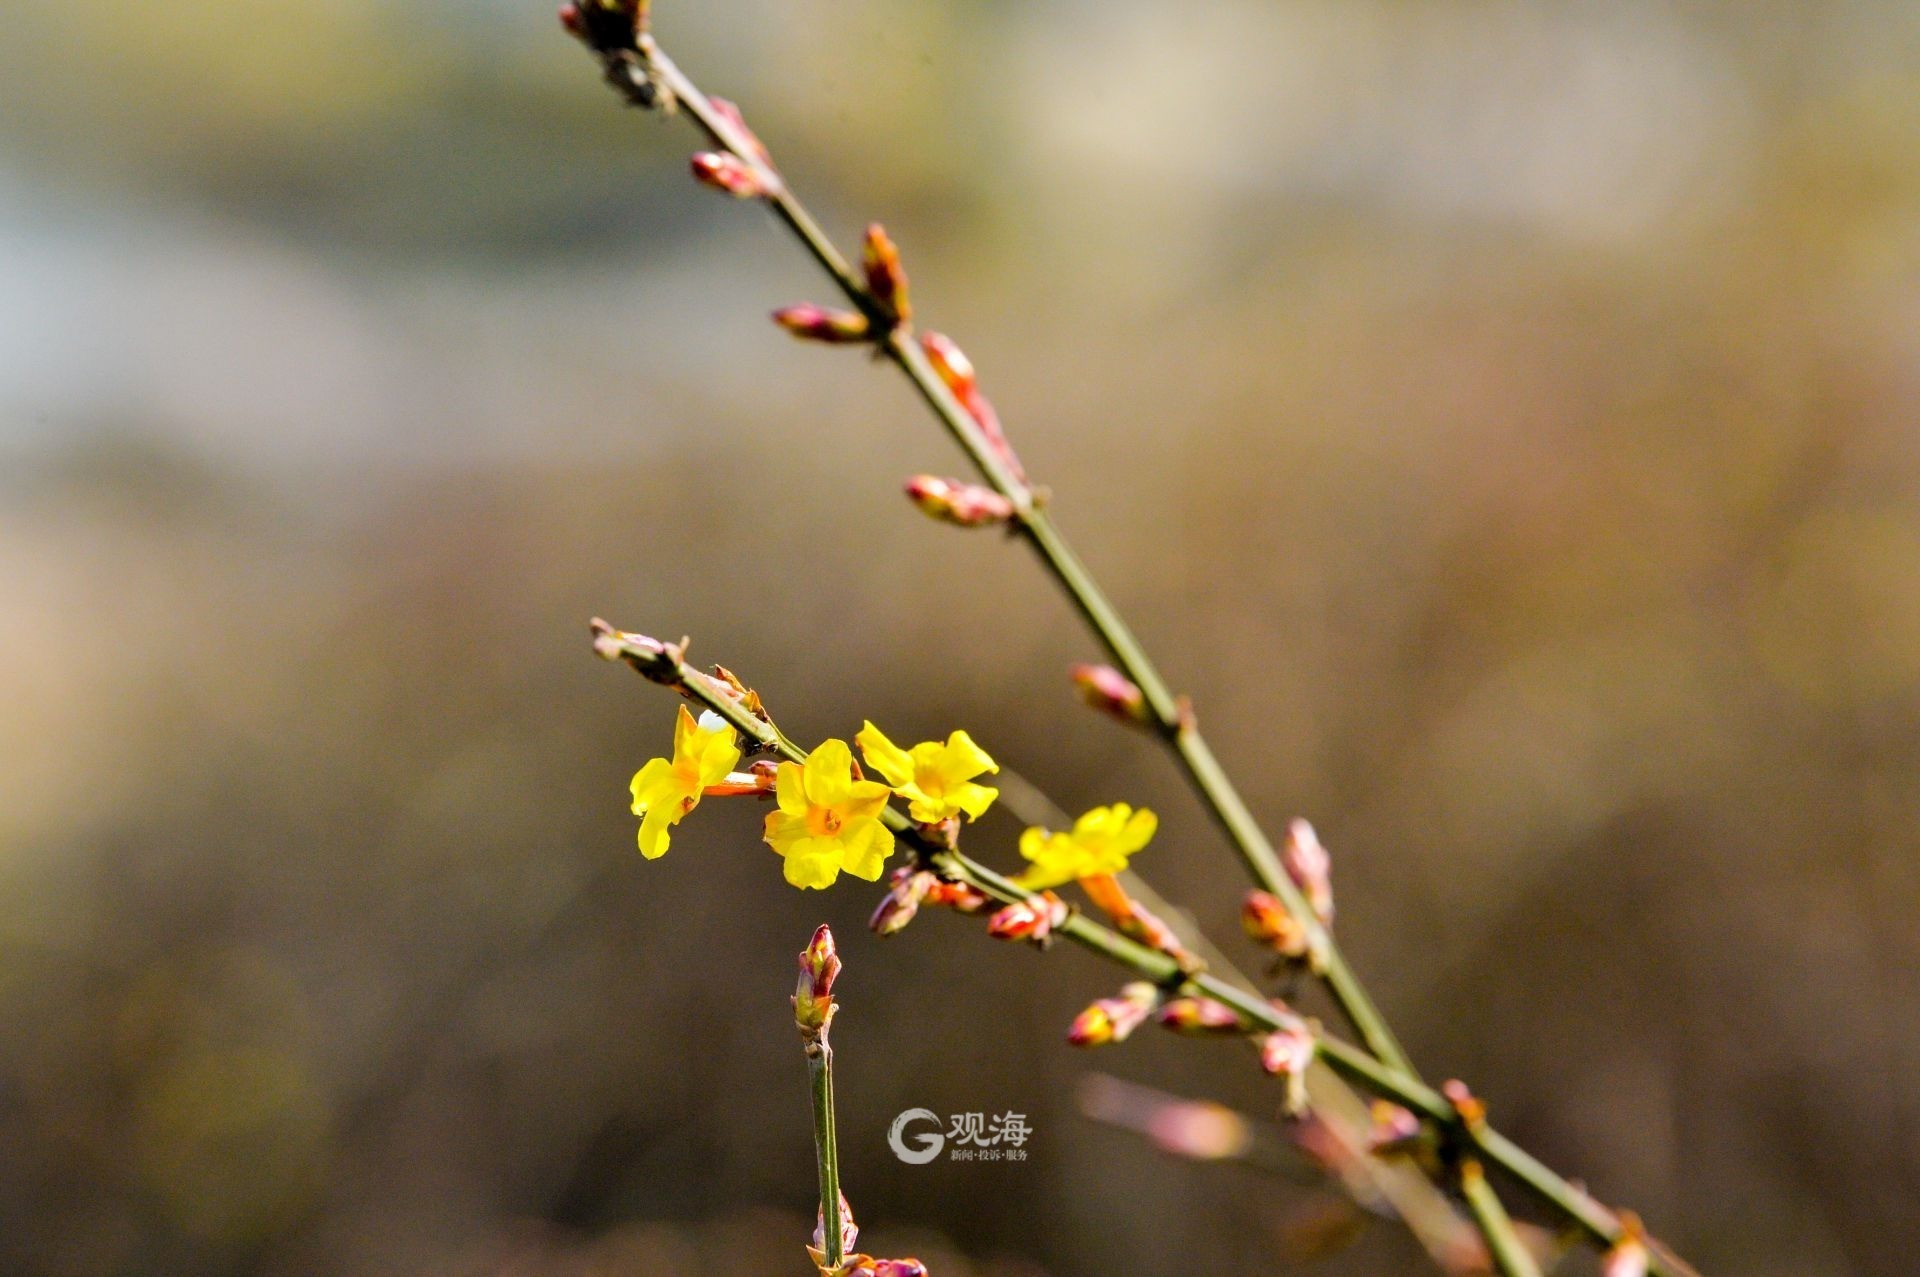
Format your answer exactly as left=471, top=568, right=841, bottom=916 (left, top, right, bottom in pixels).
left=888, top=1108, right=945, bottom=1164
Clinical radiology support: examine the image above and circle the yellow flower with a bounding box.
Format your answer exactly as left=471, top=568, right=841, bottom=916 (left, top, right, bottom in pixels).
left=1015, top=803, right=1158, bottom=889
left=763, top=739, right=897, bottom=890
left=854, top=721, right=1000, bottom=824
left=629, top=706, right=743, bottom=859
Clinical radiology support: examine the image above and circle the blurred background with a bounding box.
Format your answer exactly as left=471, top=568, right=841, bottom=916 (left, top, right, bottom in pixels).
left=3, top=1, right=1918, bottom=1273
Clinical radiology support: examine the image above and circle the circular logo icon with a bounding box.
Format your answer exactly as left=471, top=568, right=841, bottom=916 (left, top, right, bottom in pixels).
left=888, top=1108, right=945, bottom=1164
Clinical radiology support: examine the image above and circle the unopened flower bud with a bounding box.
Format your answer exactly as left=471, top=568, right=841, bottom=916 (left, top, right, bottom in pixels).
left=1283, top=819, right=1334, bottom=927
left=1070, top=663, right=1148, bottom=724
left=1601, top=1214, right=1649, bottom=1277
left=870, top=868, right=935, bottom=937
left=925, top=878, right=991, bottom=914
left=1067, top=982, right=1158, bottom=1047
left=793, top=924, right=841, bottom=1033
left=1366, top=1101, right=1425, bottom=1157
left=1157, top=996, right=1243, bottom=1036
left=861, top=223, right=911, bottom=325
left=1257, top=1006, right=1316, bottom=1115
left=986, top=891, right=1067, bottom=945
left=904, top=475, right=1015, bottom=528
left=706, top=96, right=771, bottom=164
left=1442, top=1079, right=1486, bottom=1131
left=691, top=151, right=773, bottom=198
left=810, top=1190, right=858, bottom=1262
left=774, top=304, right=872, bottom=345
left=920, top=331, right=1027, bottom=484
left=870, top=1262, right=929, bottom=1277
left=1240, top=889, right=1310, bottom=959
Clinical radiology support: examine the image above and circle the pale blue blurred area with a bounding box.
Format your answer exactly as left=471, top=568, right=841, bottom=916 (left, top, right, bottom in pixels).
left=3, top=3, right=1920, bottom=1276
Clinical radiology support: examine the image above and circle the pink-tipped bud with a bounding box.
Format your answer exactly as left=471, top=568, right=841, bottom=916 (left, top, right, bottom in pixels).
left=861, top=223, right=911, bottom=325
left=1257, top=1005, right=1317, bottom=1115
left=870, top=1262, right=929, bottom=1277
left=773, top=303, right=872, bottom=345
left=870, top=868, right=935, bottom=937
left=1067, top=982, right=1158, bottom=1047
left=1442, top=1079, right=1487, bottom=1131
left=919, top=332, right=1027, bottom=484
left=690, top=151, right=773, bottom=198
left=1070, top=663, right=1149, bottom=725
left=1240, top=889, right=1310, bottom=958
left=811, top=1190, right=858, bottom=1261
left=987, top=892, right=1066, bottom=945
left=1157, top=997, right=1244, bottom=1036
left=1283, top=819, right=1335, bottom=928
left=1366, top=1101, right=1425, bottom=1157
left=794, top=924, right=841, bottom=1033
left=1601, top=1214, right=1650, bottom=1277
left=905, top=475, right=1015, bottom=528
left=925, top=878, right=991, bottom=914
left=706, top=96, right=772, bottom=164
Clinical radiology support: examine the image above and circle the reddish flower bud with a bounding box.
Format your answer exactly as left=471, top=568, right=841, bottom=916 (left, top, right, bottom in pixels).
left=1283, top=819, right=1334, bottom=927
left=1442, top=1079, right=1487, bottom=1131
left=986, top=891, right=1067, bottom=945
left=869, top=868, right=935, bottom=937
left=1067, top=982, right=1157, bottom=1047
left=1157, top=996, right=1243, bottom=1036
left=1070, top=662, right=1148, bottom=724
left=1601, top=1214, right=1649, bottom=1277
left=690, top=151, right=773, bottom=198
left=794, top=924, right=841, bottom=1033
left=924, top=878, right=991, bottom=914
left=773, top=303, right=872, bottom=345
left=1257, top=1005, right=1317, bottom=1115
left=706, top=96, right=772, bottom=164
left=1366, top=1100, right=1426, bottom=1157
left=919, top=331, right=1027, bottom=484
left=871, top=1262, right=929, bottom=1277
left=904, top=475, right=1016, bottom=528
left=861, top=223, right=911, bottom=325
left=1240, top=889, right=1308, bottom=956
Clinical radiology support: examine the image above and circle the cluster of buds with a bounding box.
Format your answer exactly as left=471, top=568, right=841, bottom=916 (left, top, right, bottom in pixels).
left=793, top=925, right=842, bottom=1036
left=1156, top=996, right=1244, bottom=1037
left=904, top=475, right=1016, bottom=529
left=1067, top=982, right=1159, bottom=1047
left=1256, top=1002, right=1317, bottom=1116
left=986, top=890, right=1068, bottom=946
left=920, top=332, right=1027, bottom=484
left=1070, top=663, right=1149, bottom=726
left=1283, top=819, right=1335, bottom=928
left=869, top=868, right=935, bottom=936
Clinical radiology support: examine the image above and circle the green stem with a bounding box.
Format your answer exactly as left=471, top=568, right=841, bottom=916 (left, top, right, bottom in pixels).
left=1458, top=1159, right=1543, bottom=1277
left=628, top=38, right=1409, bottom=1080
left=808, top=1036, right=843, bottom=1269
left=593, top=627, right=1688, bottom=1277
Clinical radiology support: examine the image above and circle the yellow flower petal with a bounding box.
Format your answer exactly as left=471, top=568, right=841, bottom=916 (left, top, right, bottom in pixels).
left=839, top=821, right=895, bottom=882
left=774, top=761, right=809, bottom=817
left=781, top=842, right=843, bottom=890
left=638, top=800, right=678, bottom=859
left=629, top=757, right=677, bottom=816
left=940, top=729, right=998, bottom=780
left=855, top=721, right=916, bottom=791
left=803, top=738, right=856, bottom=809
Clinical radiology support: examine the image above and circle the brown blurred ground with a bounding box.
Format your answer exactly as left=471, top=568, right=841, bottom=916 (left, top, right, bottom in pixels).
left=2, top=2, right=1919, bottom=1274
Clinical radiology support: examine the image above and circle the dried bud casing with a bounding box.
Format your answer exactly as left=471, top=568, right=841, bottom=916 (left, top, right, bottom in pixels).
left=1067, top=982, right=1158, bottom=1047
left=1070, top=663, right=1148, bottom=724
left=1283, top=819, right=1335, bottom=927
left=810, top=1190, right=858, bottom=1264
left=1157, top=997, right=1244, bottom=1036
left=905, top=475, right=1016, bottom=528
left=794, top=924, right=841, bottom=1032
left=862, top=223, right=911, bottom=325
left=869, top=869, right=935, bottom=937
left=691, top=151, right=773, bottom=198
left=774, top=304, right=873, bottom=345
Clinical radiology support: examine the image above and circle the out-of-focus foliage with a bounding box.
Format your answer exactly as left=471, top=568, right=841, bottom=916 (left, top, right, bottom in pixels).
left=3, top=2, right=1920, bottom=1275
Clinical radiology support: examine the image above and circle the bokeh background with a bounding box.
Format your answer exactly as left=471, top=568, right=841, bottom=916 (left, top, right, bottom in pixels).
left=4, top=1, right=1919, bottom=1273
